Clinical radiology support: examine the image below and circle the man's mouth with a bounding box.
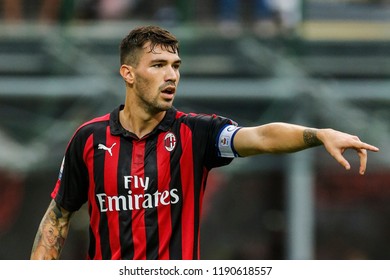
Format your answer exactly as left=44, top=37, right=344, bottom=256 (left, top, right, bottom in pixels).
left=161, top=86, right=176, bottom=95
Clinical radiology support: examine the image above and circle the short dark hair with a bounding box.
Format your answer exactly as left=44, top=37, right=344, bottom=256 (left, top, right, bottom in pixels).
left=119, top=25, right=179, bottom=66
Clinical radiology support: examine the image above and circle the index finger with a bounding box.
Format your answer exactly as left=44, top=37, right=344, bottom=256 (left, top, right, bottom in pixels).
left=356, top=142, right=379, bottom=152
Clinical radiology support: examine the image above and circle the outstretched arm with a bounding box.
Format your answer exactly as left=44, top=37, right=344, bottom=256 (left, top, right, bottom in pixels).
left=233, top=123, right=379, bottom=175
left=30, top=199, right=73, bottom=260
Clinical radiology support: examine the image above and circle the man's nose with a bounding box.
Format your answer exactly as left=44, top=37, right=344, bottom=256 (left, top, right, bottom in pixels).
left=165, top=66, right=178, bottom=81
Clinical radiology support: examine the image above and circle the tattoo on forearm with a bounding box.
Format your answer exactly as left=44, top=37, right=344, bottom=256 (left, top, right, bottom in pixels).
left=31, top=200, right=72, bottom=260
left=303, top=129, right=322, bottom=147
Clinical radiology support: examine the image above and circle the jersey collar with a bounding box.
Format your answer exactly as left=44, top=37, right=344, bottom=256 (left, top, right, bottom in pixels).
left=109, top=105, right=177, bottom=139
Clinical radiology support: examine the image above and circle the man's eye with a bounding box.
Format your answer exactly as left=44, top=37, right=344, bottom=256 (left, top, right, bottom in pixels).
left=153, top=64, right=162, bottom=68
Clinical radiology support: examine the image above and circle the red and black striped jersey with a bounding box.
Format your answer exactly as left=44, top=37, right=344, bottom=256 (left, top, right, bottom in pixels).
left=51, top=105, right=240, bottom=260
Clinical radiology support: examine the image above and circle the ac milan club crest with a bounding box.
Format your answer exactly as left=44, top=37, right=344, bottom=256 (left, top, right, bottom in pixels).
left=164, top=132, right=177, bottom=152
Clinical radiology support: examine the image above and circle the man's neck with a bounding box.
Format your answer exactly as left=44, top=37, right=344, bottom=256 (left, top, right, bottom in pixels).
left=119, top=106, right=166, bottom=139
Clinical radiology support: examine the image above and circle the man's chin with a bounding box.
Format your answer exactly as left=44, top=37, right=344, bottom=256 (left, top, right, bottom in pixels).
left=159, top=102, right=174, bottom=111
left=150, top=104, right=173, bottom=115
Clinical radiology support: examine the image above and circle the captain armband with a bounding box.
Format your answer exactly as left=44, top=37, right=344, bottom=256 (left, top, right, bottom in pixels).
left=217, top=125, right=241, bottom=158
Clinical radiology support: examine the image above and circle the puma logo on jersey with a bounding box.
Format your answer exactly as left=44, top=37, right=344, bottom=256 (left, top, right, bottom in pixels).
left=98, top=143, right=116, bottom=156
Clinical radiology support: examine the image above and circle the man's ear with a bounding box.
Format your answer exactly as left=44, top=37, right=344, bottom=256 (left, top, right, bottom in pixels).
left=120, top=64, right=134, bottom=84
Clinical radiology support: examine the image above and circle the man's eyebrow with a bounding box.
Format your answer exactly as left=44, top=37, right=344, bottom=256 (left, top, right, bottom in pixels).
left=150, top=59, right=182, bottom=64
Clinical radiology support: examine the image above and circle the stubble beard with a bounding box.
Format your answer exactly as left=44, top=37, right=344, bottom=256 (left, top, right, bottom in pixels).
left=136, top=90, right=173, bottom=115
left=134, top=76, right=175, bottom=115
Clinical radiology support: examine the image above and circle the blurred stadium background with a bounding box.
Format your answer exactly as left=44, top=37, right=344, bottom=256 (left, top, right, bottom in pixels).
left=1, top=0, right=390, bottom=260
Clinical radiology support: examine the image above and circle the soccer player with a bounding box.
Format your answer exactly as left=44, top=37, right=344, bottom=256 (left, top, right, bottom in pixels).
left=30, top=25, right=379, bottom=260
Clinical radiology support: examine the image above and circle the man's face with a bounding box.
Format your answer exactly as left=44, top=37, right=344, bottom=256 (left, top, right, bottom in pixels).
left=131, top=42, right=181, bottom=114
